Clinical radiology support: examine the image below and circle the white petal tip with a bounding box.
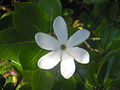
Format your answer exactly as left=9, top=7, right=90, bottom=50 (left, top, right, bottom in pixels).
left=62, top=74, right=73, bottom=79
left=79, top=54, right=90, bottom=64
left=81, top=59, right=89, bottom=64
left=55, top=16, right=63, bottom=20
left=82, top=29, right=90, bottom=37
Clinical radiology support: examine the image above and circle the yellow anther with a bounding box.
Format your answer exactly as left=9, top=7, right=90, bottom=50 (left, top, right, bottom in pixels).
left=74, top=20, right=79, bottom=24
left=78, top=27, right=83, bottom=30
left=73, top=20, right=84, bottom=30
left=73, top=20, right=79, bottom=28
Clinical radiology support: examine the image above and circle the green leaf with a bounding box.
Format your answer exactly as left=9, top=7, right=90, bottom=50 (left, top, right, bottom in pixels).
left=18, top=43, right=49, bottom=70
left=20, top=84, right=32, bottom=90
left=32, top=70, right=54, bottom=90
left=14, top=1, right=62, bottom=36
left=0, top=27, right=32, bottom=72
left=0, top=27, right=30, bottom=45
left=14, top=2, right=47, bottom=36
left=87, top=61, right=100, bottom=86
left=38, top=0, right=62, bottom=33
left=110, top=37, right=120, bottom=50
left=93, top=18, right=108, bottom=37
left=100, top=49, right=120, bottom=88
left=109, top=79, right=120, bottom=88
left=109, top=2, right=119, bottom=22
left=101, top=27, right=120, bottom=51
left=110, top=49, right=120, bottom=79
left=103, top=56, right=115, bottom=84
left=52, top=77, right=76, bottom=90
left=21, top=70, right=33, bottom=85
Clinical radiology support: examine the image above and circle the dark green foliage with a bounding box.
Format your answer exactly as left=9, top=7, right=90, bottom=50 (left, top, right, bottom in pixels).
left=0, top=0, right=120, bottom=89
left=0, top=74, right=6, bottom=89
left=3, top=82, right=15, bottom=90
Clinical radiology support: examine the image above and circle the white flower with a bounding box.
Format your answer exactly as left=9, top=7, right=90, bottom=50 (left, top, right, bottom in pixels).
left=35, top=16, right=90, bottom=79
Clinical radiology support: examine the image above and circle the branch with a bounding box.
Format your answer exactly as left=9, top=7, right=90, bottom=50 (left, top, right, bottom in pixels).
left=89, top=37, right=100, bottom=41
left=84, top=41, right=102, bottom=53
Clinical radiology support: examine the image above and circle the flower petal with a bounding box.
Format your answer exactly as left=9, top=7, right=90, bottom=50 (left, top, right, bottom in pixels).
left=53, top=16, right=68, bottom=44
left=66, top=47, right=90, bottom=64
left=66, top=29, right=90, bottom=47
left=60, top=51, right=75, bottom=79
left=38, top=50, right=61, bottom=69
left=35, top=32, right=61, bottom=50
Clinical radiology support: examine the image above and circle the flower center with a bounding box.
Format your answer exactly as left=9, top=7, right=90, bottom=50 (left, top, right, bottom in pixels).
left=61, top=45, right=66, bottom=50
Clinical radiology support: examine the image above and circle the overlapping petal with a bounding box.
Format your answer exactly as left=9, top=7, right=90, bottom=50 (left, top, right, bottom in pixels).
left=66, top=47, right=89, bottom=64
left=35, top=32, right=61, bottom=50
left=38, top=50, right=61, bottom=69
left=53, top=16, right=68, bottom=44
left=60, top=51, right=75, bottom=79
left=66, top=29, right=90, bottom=47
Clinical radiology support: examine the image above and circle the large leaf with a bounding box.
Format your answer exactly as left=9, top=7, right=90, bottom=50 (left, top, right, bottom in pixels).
left=0, top=27, right=31, bottom=45
left=20, top=84, right=32, bottom=90
left=0, top=26, right=32, bottom=72
left=38, top=0, right=62, bottom=32
left=87, top=61, right=100, bottom=86
left=18, top=43, right=49, bottom=70
left=14, top=2, right=47, bottom=36
left=101, top=27, right=120, bottom=51
left=14, top=1, right=62, bottom=36
left=52, top=77, right=76, bottom=90
left=32, top=70, right=54, bottom=90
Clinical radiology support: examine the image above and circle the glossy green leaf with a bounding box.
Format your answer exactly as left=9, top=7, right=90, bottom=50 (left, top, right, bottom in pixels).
left=0, top=27, right=30, bottom=45
left=14, top=1, right=62, bottom=36
left=38, top=0, right=62, bottom=32
left=32, top=70, right=54, bottom=90
left=18, top=43, right=49, bottom=70
left=87, top=61, right=99, bottom=86
left=14, top=2, right=46, bottom=36
left=93, top=18, right=108, bottom=37
left=52, top=77, right=76, bottom=90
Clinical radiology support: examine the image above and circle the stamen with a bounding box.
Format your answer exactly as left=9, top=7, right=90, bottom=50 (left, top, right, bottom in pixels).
left=61, top=45, right=66, bottom=50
